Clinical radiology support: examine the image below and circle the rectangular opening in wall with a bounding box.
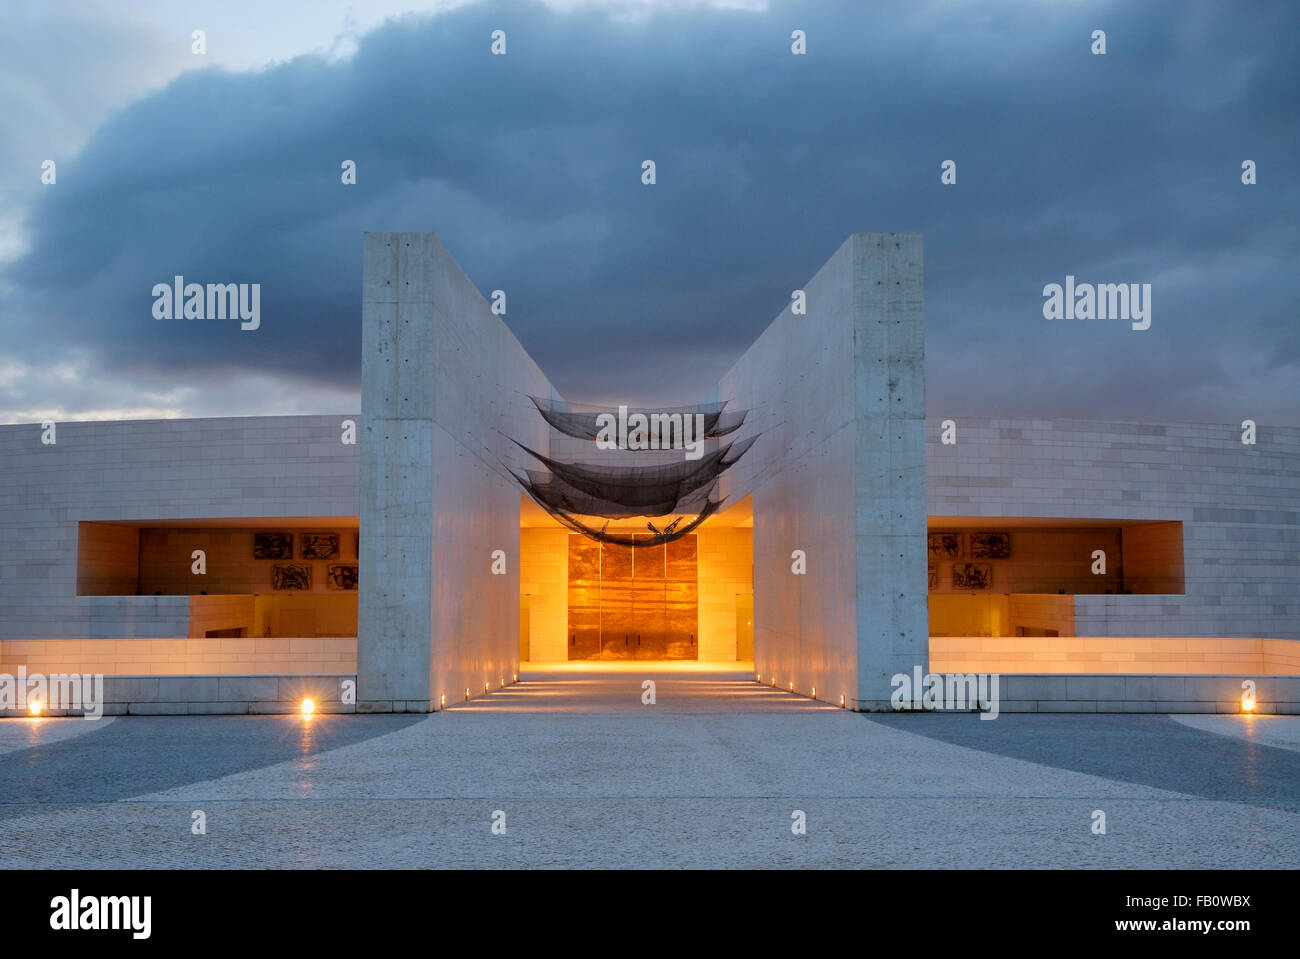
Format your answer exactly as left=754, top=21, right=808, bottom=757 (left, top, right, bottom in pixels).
left=927, top=516, right=1185, bottom=638
left=75, top=518, right=359, bottom=638
left=926, top=517, right=1185, bottom=597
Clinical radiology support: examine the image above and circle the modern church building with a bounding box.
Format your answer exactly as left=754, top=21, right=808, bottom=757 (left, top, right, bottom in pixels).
left=1, top=233, right=1298, bottom=715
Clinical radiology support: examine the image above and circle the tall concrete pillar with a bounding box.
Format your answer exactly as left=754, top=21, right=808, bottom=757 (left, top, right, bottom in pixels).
left=716, top=233, right=926, bottom=709
left=358, top=233, right=552, bottom=711
left=852, top=233, right=927, bottom=710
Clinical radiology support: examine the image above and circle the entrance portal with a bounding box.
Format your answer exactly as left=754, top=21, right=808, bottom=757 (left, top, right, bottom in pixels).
left=567, top=533, right=698, bottom=660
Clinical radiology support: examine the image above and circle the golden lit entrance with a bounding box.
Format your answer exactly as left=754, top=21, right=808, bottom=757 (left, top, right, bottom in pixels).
left=567, top=533, right=699, bottom=660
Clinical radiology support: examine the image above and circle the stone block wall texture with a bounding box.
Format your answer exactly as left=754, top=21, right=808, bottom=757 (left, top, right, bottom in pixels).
left=930, top=635, right=1294, bottom=675
left=0, top=637, right=356, bottom=676
left=696, top=527, right=753, bottom=661
left=519, top=528, right=568, bottom=662
left=0, top=414, right=359, bottom=644
left=359, top=233, right=553, bottom=710
left=713, top=234, right=928, bottom=710
left=926, top=419, right=1300, bottom=639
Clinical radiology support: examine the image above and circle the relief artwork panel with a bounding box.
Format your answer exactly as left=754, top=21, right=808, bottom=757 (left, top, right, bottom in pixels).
left=969, top=531, right=1012, bottom=559
left=951, top=563, right=992, bottom=590
left=927, top=532, right=963, bottom=561
left=253, top=531, right=293, bottom=560
left=299, top=533, right=340, bottom=559
left=272, top=563, right=312, bottom=590
left=327, top=564, right=359, bottom=590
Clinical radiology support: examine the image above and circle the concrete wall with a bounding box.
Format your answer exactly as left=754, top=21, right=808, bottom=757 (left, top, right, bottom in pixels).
left=0, top=674, right=355, bottom=717
left=520, top=528, right=568, bottom=662
left=0, top=637, right=355, bottom=676
left=927, top=419, right=1300, bottom=638
left=1007, top=593, right=1075, bottom=636
left=928, top=594, right=1010, bottom=637
left=76, top=523, right=141, bottom=595
left=190, top=594, right=256, bottom=637
left=359, top=233, right=554, bottom=710
left=974, top=673, right=1300, bottom=714
left=1122, top=521, right=1184, bottom=594
left=697, top=527, right=752, bottom=661
left=252, top=594, right=357, bottom=638
left=714, top=234, right=927, bottom=710
left=8, top=669, right=1300, bottom=717
left=928, top=526, right=1125, bottom=594
left=0, top=415, right=359, bottom=641
left=137, top=525, right=358, bottom=596
left=931, top=635, right=1300, bottom=674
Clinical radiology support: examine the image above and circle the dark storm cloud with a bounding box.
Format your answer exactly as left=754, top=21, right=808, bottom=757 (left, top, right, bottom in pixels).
left=5, top=0, right=1298, bottom=420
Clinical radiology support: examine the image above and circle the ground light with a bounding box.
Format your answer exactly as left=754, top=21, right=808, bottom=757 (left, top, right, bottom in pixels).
left=300, top=699, right=315, bottom=715
left=28, top=699, right=42, bottom=716
left=1242, top=693, right=1256, bottom=712
left=440, top=694, right=446, bottom=706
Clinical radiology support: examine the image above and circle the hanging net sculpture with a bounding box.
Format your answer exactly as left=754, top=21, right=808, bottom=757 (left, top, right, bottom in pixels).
left=510, top=400, right=756, bottom=547
left=528, top=396, right=747, bottom=442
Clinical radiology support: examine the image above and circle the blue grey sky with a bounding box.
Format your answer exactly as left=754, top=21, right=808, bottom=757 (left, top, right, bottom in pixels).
left=1, top=0, right=1296, bottom=423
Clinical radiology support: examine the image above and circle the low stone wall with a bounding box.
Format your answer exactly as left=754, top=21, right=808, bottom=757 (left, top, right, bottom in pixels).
left=4, top=670, right=1295, bottom=717
left=0, top=637, right=357, bottom=676
left=930, top=635, right=1300, bottom=675
left=0, top=674, right=356, bottom=717
left=928, top=673, right=1300, bottom=714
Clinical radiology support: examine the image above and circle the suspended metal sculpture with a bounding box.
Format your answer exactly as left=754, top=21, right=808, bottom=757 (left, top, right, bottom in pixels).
left=529, top=396, right=747, bottom=443
left=511, top=397, right=756, bottom=547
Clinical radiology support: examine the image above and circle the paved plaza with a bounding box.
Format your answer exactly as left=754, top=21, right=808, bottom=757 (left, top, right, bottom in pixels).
left=2, top=664, right=1298, bottom=869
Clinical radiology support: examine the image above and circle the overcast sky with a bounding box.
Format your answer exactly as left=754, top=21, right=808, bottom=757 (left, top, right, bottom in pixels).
left=1, top=0, right=1296, bottom=424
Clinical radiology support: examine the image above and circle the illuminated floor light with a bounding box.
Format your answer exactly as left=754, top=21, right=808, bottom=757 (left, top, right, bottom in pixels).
left=1242, top=695, right=1256, bottom=712
left=840, top=695, right=845, bottom=707
left=300, top=698, right=315, bottom=715
left=465, top=688, right=470, bottom=700
left=789, top=681, right=794, bottom=691
left=812, top=687, right=816, bottom=698
left=28, top=699, right=42, bottom=716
